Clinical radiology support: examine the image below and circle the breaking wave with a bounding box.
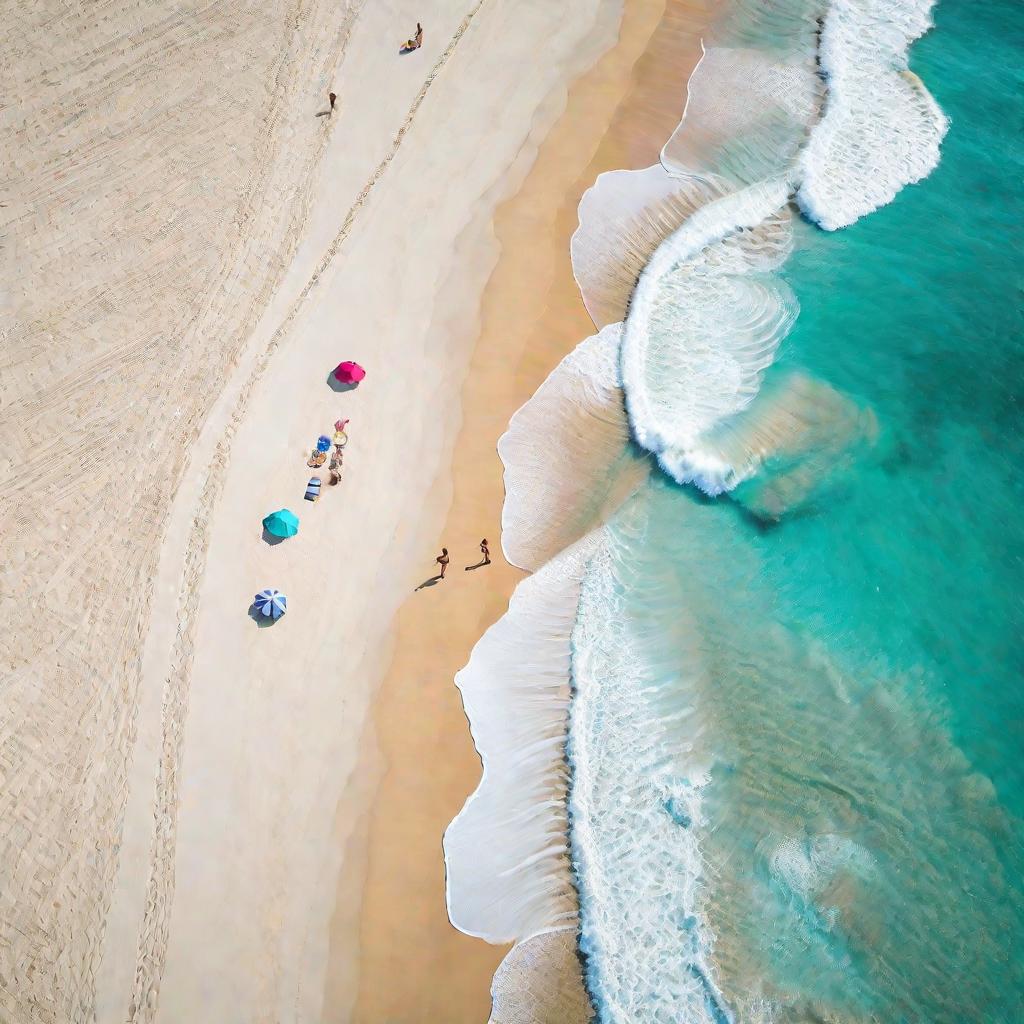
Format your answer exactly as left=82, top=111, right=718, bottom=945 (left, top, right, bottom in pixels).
left=569, top=521, right=724, bottom=1022
left=446, top=1, right=951, bottom=1021
left=615, top=0, right=946, bottom=496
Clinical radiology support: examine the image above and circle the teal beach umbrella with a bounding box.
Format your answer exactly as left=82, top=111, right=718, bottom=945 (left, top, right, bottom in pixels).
left=262, top=508, right=299, bottom=538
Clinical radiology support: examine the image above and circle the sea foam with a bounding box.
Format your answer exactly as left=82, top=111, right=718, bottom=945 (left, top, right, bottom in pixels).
left=796, top=0, right=950, bottom=229
left=570, top=523, right=725, bottom=1023
left=498, top=323, right=648, bottom=572
left=444, top=537, right=597, bottom=945
left=446, top=1, right=950, bottom=1019
left=617, top=0, right=946, bottom=493
left=619, top=177, right=797, bottom=494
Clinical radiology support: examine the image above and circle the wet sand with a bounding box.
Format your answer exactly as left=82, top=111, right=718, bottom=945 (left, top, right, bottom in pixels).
left=340, top=1, right=711, bottom=1020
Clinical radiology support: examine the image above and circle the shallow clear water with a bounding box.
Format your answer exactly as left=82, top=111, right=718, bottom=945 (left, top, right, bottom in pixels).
left=572, top=0, right=1024, bottom=1019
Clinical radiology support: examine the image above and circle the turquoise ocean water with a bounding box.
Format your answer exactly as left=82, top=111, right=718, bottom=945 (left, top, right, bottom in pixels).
left=572, top=1, right=1024, bottom=1019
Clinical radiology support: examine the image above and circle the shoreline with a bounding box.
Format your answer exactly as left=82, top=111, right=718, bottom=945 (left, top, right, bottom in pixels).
left=1, top=0, right=981, bottom=1020
left=2, top=0, right=708, bottom=1018
left=430, top=4, right=968, bottom=1022
left=99, top=1, right=638, bottom=1021
left=341, top=0, right=710, bottom=1019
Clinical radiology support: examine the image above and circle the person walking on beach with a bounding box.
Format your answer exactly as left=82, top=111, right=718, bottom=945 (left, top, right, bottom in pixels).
left=435, top=547, right=450, bottom=580
left=466, top=539, right=490, bottom=570
left=317, top=92, right=338, bottom=118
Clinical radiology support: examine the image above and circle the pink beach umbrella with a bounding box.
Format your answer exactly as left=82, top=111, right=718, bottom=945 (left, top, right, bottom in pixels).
left=333, top=361, right=366, bottom=384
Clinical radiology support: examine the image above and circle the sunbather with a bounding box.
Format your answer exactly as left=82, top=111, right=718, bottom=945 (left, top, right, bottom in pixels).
left=402, top=22, right=423, bottom=50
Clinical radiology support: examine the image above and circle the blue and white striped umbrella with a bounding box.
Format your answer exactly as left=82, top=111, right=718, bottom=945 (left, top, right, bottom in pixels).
left=253, top=588, right=287, bottom=619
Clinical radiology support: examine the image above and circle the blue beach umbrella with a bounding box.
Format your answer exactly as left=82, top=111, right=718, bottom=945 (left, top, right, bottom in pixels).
left=253, top=588, right=287, bottom=619
left=262, top=508, right=299, bottom=538
left=316, top=435, right=332, bottom=453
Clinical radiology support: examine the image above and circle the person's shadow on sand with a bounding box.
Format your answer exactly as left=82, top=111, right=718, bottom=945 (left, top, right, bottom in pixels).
left=327, top=370, right=360, bottom=393
left=415, top=575, right=443, bottom=591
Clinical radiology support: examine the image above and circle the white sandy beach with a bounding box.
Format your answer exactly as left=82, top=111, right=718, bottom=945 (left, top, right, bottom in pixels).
left=2, top=0, right=650, bottom=1020
left=105, top=2, right=639, bottom=1020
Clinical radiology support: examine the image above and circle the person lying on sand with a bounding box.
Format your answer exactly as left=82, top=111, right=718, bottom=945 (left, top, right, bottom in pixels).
left=402, top=23, right=423, bottom=50
left=329, top=449, right=344, bottom=485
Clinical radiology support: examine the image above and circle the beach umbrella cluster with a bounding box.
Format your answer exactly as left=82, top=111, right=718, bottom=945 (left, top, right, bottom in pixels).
left=254, top=359, right=364, bottom=623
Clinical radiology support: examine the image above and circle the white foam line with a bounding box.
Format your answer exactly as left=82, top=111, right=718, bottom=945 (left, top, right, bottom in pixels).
left=444, top=533, right=601, bottom=944
left=446, top=1, right=952, bottom=1018
left=619, top=176, right=793, bottom=482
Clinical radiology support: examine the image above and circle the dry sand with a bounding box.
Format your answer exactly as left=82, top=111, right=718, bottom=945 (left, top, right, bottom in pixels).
left=0, top=0, right=708, bottom=1019
left=2, top=1, right=359, bottom=1018
left=343, top=1, right=710, bottom=1021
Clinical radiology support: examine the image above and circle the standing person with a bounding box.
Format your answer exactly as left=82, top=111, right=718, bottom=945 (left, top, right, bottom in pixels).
left=329, top=91, right=337, bottom=111
left=435, top=547, right=450, bottom=580
left=466, top=539, right=490, bottom=569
